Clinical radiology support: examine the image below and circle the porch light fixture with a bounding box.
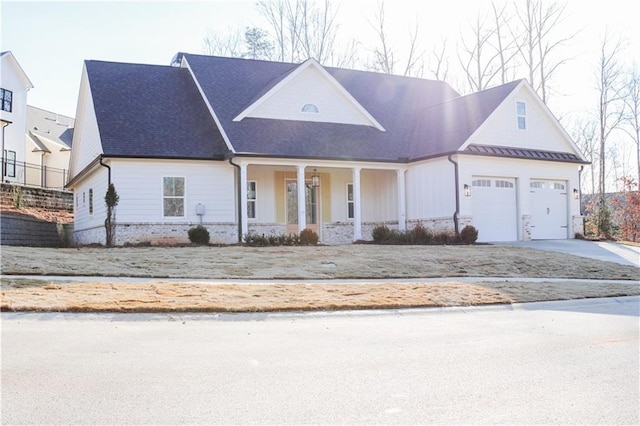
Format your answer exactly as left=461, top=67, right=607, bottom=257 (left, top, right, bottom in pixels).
left=573, top=188, right=579, bottom=199
left=311, top=168, right=320, bottom=188
left=463, top=184, right=471, bottom=197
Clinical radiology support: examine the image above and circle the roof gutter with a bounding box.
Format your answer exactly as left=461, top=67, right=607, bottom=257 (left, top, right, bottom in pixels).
left=447, top=154, right=460, bottom=235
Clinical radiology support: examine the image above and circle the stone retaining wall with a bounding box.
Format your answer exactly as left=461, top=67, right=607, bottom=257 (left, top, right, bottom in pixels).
left=0, top=212, right=73, bottom=247
left=1, top=183, right=73, bottom=211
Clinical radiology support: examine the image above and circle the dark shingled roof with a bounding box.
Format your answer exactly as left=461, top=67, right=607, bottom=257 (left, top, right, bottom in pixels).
left=87, top=54, right=580, bottom=164
left=85, top=60, right=228, bottom=159
left=183, top=53, right=464, bottom=161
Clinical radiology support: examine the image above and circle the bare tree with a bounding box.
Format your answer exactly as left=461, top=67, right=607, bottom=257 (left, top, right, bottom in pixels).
left=490, top=1, right=519, bottom=84
left=573, top=116, right=599, bottom=195
left=367, top=1, right=424, bottom=77
left=513, top=0, right=575, bottom=103
left=428, top=38, right=450, bottom=81
left=257, top=0, right=348, bottom=65
left=595, top=31, right=626, bottom=235
left=621, top=65, right=640, bottom=185
left=458, top=9, right=501, bottom=92
left=202, top=27, right=244, bottom=57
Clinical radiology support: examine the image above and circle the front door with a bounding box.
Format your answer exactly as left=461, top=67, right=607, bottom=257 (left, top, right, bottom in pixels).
left=286, top=180, right=320, bottom=236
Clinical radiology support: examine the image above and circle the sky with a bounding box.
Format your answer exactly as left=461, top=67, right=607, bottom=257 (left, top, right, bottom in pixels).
left=1, top=0, right=638, bottom=121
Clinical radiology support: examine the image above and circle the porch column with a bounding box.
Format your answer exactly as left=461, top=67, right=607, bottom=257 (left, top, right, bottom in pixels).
left=397, top=168, right=406, bottom=231
left=239, top=162, right=249, bottom=238
left=297, top=164, right=307, bottom=232
left=353, top=166, right=362, bottom=241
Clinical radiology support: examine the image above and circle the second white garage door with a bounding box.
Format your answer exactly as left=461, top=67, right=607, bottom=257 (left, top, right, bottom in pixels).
left=471, top=177, right=518, bottom=242
left=530, top=180, right=568, bottom=239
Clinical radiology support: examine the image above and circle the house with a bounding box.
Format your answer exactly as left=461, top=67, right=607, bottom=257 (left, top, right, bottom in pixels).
left=1, top=51, right=34, bottom=184
left=67, top=53, right=588, bottom=245
left=25, top=105, right=74, bottom=189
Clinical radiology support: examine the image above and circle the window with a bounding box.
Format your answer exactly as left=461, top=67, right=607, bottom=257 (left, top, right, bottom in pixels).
left=347, top=183, right=354, bottom=219
left=516, top=101, right=526, bottom=130
left=247, top=181, right=256, bottom=219
left=3, top=150, right=15, bottom=177
left=530, top=181, right=544, bottom=189
left=89, top=189, right=93, bottom=215
left=163, top=177, right=185, bottom=217
left=1, top=88, right=12, bottom=112
left=472, top=179, right=491, bottom=187
left=552, top=183, right=565, bottom=190
left=495, top=180, right=514, bottom=188
left=301, top=103, right=319, bottom=113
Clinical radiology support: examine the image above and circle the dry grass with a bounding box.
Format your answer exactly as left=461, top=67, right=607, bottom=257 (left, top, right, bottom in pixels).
left=2, top=278, right=639, bottom=313
left=1, top=244, right=638, bottom=313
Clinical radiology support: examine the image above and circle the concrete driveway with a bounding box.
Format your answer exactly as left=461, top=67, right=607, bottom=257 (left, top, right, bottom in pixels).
left=496, top=239, right=640, bottom=267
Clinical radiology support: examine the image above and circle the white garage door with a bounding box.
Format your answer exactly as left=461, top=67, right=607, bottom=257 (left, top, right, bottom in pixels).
left=471, top=177, right=518, bottom=242
left=530, top=180, right=568, bottom=239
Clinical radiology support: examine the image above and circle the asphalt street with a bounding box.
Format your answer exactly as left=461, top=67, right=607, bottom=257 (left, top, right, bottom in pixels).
left=2, top=296, right=639, bottom=425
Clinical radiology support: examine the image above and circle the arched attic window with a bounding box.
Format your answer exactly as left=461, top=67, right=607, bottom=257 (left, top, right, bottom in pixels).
left=301, top=103, right=319, bottom=113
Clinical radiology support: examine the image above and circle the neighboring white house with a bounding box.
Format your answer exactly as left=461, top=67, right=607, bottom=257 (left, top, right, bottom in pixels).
left=67, top=53, right=588, bottom=245
left=25, top=105, right=74, bottom=189
left=1, top=51, right=34, bottom=184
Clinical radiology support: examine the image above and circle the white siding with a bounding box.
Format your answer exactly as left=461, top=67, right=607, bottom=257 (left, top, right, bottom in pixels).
left=466, top=86, right=577, bottom=154
left=1, top=54, right=29, bottom=175
left=247, top=166, right=277, bottom=223
left=111, top=159, right=236, bottom=223
left=73, top=167, right=109, bottom=242
left=246, top=66, right=374, bottom=126
left=69, top=67, right=103, bottom=177
left=406, top=158, right=456, bottom=220
left=330, top=168, right=353, bottom=222
left=360, top=169, right=397, bottom=222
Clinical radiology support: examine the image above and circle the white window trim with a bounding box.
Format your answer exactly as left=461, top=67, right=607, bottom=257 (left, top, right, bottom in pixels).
left=347, top=183, right=354, bottom=220
left=516, top=101, right=526, bottom=130
left=247, top=180, right=257, bottom=220
left=162, top=176, right=187, bottom=219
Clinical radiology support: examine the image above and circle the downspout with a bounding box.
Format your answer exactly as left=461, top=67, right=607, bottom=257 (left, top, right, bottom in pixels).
left=578, top=165, right=584, bottom=235
left=99, top=155, right=111, bottom=185
left=228, top=156, right=243, bottom=243
left=447, top=154, right=460, bottom=235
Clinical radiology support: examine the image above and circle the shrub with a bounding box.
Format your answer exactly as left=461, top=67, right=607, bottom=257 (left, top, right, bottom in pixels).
left=459, top=225, right=478, bottom=244
left=244, top=232, right=269, bottom=247
left=371, top=225, right=392, bottom=242
left=299, top=228, right=319, bottom=245
left=407, top=222, right=432, bottom=244
left=188, top=225, right=210, bottom=245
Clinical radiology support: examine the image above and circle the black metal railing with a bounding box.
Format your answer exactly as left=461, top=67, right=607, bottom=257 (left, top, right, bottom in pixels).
left=1, top=157, right=69, bottom=190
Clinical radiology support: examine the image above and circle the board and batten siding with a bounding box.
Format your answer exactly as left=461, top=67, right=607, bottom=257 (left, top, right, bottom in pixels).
left=405, top=158, right=456, bottom=221
left=246, top=66, right=372, bottom=127
left=111, top=159, right=236, bottom=223
left=466, top=87, right=575, bottom=154
left=360, top=169, right=397, bottom=222
left=73, top=167, right=109, bottom=243
left=69, top=68, right=103, bottom=177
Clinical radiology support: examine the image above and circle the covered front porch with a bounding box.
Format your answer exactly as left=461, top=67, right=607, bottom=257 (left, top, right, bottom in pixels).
left=235, top=158, right=408, bottom=244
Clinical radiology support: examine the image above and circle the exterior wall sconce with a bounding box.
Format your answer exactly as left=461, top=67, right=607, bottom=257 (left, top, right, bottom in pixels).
left=573, top=188, right=579, bottom=199
left=463, top=184, right=471, bottom=197
left=311, top=168, right=320, bottom=188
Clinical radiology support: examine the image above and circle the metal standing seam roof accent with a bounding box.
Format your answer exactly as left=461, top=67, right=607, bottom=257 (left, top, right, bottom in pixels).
left=465, top=144, right=587, bottom=163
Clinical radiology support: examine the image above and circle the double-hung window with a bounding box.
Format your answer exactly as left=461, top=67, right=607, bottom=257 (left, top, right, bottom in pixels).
left=163, top=177, right=185, bottom=217
left=516, top=101, right=526, bottom=130
left=1, top=88, right=12, bottom=112
left=3, top=150, right=15, bottom=177
left=347, top=183, right=354, bottom=219
left=247, top=181, right=256, bottom=219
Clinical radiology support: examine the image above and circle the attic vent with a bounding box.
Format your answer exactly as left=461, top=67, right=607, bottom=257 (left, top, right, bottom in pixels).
left=301, top=103, right=319, bottom=113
